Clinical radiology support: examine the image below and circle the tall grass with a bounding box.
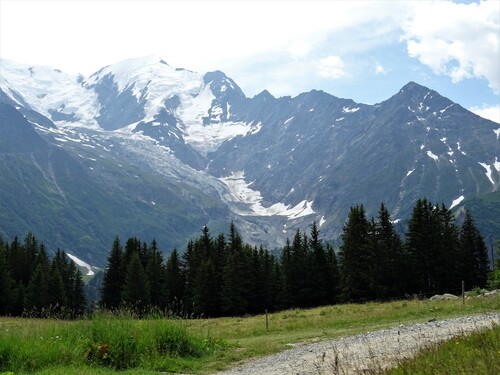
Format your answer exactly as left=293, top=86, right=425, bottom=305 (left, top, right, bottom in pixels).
left=0, top=296, right=498, bottom=374
left=0, top=310, right=223, bottom=374
left=385, top=324, right=500, bottom=374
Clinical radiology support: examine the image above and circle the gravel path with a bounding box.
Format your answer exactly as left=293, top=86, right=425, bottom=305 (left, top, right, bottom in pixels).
left=216, top=313, right=499, bottom=375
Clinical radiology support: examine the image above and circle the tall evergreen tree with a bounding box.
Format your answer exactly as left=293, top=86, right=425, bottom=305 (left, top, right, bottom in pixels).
left=25, top=244, right=50, bottom=313
left=405, top=199, right=441, bottom=295
left=194, top=258, right=220, bottom=316
left=48, top=262, right=66, bottom=309
left=7, top=237, right=25, bottom=286
left=123, top=237, right=142, bottom=267
left=308, top=222, right=329, bottom=306
left=100, top=237, right=124, bottom=309
left=122, top=251, right=150, bottom=312
left=222, top=224, right=252, bottom=315
left=290, top=230, right=311, bottom=307
left=23, top=233, right=40, bottom=285
left=165, top=248, right=185, bottom=315
left=181, top=240, right=197, bottom=315
left=68, top=261, right=87, bottom=316
left=192, top=227, right=223, bottom=316
left=258, top=247, right=279, bottom=312
left=0, top=240, right=13, bottom=315
left=339, top=205, right=375, bottom=301
left=146, top=239, right=166, bottom=309
left=325, top=242, right=339, bottom=304
left=436, top=204, right=461, bottom=292
left=373, top=203, right=405, bottom=299
left=279, top=238, right=293, bottom=309
left=459, top=209, right=489, bottom=288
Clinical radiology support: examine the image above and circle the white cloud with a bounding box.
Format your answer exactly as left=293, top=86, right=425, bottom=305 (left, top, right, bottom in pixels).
left=375, top=63, right=387, bottom=75
left=469, top=104, right=500, bottom=124
left=317, top=55, right=347, bottom=79
left=402, top=1, right=500, bottom=93
left=1, top=0, right=497, bottom=105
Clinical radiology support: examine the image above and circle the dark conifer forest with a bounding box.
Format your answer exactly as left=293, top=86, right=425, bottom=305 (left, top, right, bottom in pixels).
left=0, top=233, right=86, bottom=317
left=0, top=199, right=491, bottom=318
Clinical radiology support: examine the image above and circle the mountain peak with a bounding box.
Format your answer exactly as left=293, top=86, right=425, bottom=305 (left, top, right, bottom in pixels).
left=383, top=81, right=452, bottom=108
left=203, top=71, right=245, bottom=98
left=399, top=81, right=431, bottom=94
left=254, top=89, right=275, bottom=101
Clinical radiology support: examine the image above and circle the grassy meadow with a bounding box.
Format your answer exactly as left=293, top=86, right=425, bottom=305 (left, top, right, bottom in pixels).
left=385, top=323, right=500, bottom=374
left=0, top=296, right=499, bottom=374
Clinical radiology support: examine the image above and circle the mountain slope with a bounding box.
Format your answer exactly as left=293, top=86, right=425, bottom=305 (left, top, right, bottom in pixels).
left=0, top=102, right=230, bottom=264
left=208, top=82, right=499, bottom=238
left=0, top=57, right=498, bottom=264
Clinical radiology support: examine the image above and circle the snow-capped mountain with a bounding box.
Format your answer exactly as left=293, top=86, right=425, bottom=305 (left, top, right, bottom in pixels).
left=1, top=57, right=499, bottom=265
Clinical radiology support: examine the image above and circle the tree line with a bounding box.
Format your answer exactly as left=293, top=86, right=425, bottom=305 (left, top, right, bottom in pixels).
left=0, top=198, right=491, bottom=318
left=0, top=233, right=86, bottom=317
left=339, top=200, right=488, bottom=301
left=99, top=198, right=490, bottom=317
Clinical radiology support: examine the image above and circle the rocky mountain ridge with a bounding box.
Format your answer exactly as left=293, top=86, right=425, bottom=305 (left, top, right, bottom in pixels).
left=0, top=56, right=498, bottom=265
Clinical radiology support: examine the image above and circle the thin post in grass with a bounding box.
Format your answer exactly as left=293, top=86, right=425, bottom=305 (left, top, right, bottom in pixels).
left=462, top=280, right=465, bottom=306
left=265, top=309, right=269, bottom=330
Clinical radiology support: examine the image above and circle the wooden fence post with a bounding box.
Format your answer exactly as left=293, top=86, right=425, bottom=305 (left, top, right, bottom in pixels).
left=462, top=280, right=465, bottom=306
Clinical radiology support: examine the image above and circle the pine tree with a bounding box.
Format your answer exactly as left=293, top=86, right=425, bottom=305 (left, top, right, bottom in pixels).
left=146, top=239, right=166, bottom=309
left=279, top=239, right=293, bottom=309
left=122, top=251, right=150, bottom=313
left=165, top=248, right=185, bottom=315
left=100, top=237, right=124, bottom=309
left=212, top=233, right=227, bottom=314
left=194, top=258, right=219, bottom=316
left=436, top=204, right=461, bottom=292
left=23, top=233, right=39, bottom=284
left=405, top=199, right=441, bottom=295
left=459, top=209, right=489, bottom=289
left=0, top=240, right=13, bottom=315
left=259, top=247, right=279, bottom=312
left=123, top=237, right=142, bottom=267
left=339, top=205, right=375, bottom=302
left=68, top=261, right=87, bottom=317
left=7, top=237, right=25, bottom=286
left=48, top=262, right=66, bottom=310
left=222, top=224, right=252, bottom=315
left=373, top=203, right=405, bottom=299
left=325, top=243, right=339, bottom=304
left=289, top=229, right=311, bottom=307
left=25, top=244, right=51, bottom=314
left=52, top=250, right=72, bottom=306
left=308, top=222, right=329, bottom=306
left=192, top=226, right=224, bottom=316
left=181, top=240, right=197, bottom=315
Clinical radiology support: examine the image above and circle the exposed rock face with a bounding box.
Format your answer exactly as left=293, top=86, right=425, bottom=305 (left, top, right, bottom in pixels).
left=1, top=57, right=498, bottom=264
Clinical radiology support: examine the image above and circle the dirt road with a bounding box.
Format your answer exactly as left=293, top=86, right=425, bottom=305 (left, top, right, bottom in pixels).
left=216, top=313, right=499, bottom=375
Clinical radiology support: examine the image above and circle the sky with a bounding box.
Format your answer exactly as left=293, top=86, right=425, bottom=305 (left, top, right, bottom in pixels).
left=0, top=0, right=499, bottom=123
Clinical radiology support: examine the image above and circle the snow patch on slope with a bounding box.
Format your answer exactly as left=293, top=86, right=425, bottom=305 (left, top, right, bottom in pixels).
left=87, top=56, right=207, bottom=122
left=449, top=195, right=464, bottom=210
left=342, top=106, right=359, bottom=113
left=182, top=120, right=261, bottom=155
left=219, top=171, right=314, bottom=219
left=319, top=215, right=326, bottom=228
left=66, top=253, right=95, bottom=276
left=479, top=162, right=495, bottom=184
left=427, top=150, right=439, bottom=161
left=0, top=59, right=100, bottom=128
